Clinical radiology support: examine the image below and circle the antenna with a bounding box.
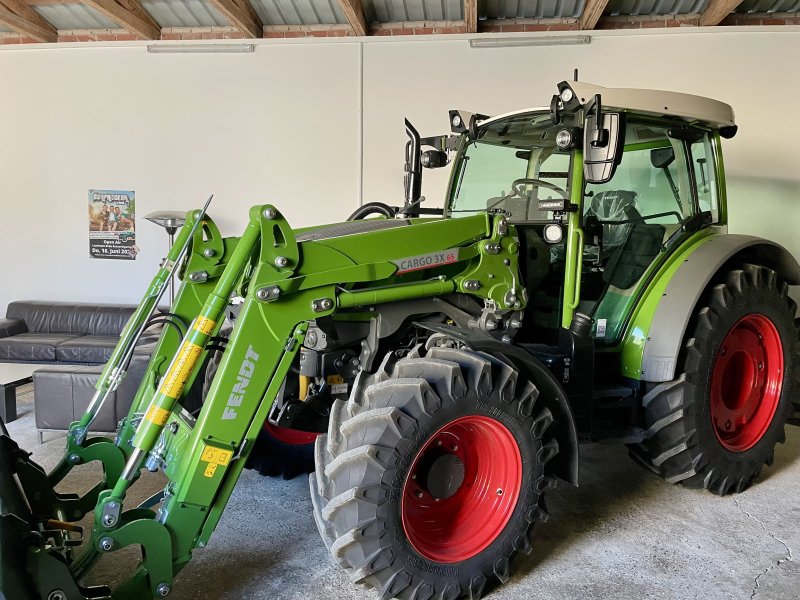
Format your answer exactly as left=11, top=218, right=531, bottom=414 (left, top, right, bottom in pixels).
left=574, top=68, right=579, bottom=82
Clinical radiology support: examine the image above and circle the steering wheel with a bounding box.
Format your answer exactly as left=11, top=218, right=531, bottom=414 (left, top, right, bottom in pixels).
left=512, top=178, right=569, bottom=201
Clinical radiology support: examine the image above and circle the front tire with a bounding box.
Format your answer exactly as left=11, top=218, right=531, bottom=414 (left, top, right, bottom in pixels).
left=632, top=264, right=799, bottom=495
left=310, top=347, right=556, bottom=600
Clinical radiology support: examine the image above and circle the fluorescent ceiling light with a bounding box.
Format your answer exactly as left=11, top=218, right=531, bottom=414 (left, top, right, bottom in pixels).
left=469, top=35, right=591, bottom=49
left=147, top=43, right=255, bottom=54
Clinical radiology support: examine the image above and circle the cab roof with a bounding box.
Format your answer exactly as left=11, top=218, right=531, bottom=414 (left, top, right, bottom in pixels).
left=478, top=81, right=736, bottom=130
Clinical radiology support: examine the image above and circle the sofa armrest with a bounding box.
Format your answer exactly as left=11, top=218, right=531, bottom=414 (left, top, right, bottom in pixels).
left=0, top=318, right=27, bottom=338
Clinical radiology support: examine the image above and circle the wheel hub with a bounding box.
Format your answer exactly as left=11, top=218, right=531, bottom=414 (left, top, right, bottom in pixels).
left=401, top=415, right=522, bottom=564
left=710, top=314, right=783, bottom=452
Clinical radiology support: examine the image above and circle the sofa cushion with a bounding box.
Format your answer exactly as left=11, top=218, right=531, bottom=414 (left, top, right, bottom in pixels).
left=33, top=355, right=150, bottom=432
left=0, top=318, right=27, bottom=338
left=0, top=333, right=85, bottom=362
left=6, top=301, right=135, bottom=336
left=55, top=335, right=120, bottom=364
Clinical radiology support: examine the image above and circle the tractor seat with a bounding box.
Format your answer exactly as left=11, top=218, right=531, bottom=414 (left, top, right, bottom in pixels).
left=585, top=189, right=640, bottom=252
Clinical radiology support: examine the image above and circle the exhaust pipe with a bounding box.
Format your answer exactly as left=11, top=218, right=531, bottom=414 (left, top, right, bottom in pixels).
left=403, top=119, right=422, bottom=209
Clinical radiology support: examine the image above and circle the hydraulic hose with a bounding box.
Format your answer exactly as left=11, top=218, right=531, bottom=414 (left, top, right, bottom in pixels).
left=347, top=202, right=397, bottom=221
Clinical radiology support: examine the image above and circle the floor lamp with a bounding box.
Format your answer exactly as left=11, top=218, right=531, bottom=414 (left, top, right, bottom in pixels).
left=144, top=211, right=187, bottom=306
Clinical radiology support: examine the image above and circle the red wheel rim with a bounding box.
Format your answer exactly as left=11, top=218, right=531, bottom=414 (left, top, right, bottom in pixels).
left=264, top=422, right=319, bottom=446
left=401, top=415, right=522, bottom=563
left=710, top=314, right=784, bottom=452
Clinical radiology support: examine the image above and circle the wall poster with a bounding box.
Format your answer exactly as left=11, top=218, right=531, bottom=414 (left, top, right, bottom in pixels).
left=88, top=189, right=138, bottom=260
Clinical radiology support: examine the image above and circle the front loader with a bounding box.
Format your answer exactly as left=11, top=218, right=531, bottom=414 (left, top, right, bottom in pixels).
left=2, top=78, right=799, bottom=600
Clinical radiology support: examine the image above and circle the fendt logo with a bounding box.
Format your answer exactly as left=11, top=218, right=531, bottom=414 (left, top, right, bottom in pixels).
left=221, top=345, right=260, bottom=420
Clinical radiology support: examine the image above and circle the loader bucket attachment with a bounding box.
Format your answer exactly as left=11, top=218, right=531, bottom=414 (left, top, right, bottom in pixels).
left=0, top=431, right=38, bottom=600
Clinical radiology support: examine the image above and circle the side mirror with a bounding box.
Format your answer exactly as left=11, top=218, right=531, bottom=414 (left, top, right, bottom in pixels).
left=584, top=111, right=625, bottom=184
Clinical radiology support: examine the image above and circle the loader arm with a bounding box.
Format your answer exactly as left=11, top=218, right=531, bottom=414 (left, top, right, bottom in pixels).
left=4, top=203, right=524, bottom=599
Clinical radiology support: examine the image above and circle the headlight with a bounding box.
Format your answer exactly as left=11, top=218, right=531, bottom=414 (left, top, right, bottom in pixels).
left=560, top=88, right=574, bottom=103
left=543, top=223, right=564, bottom=244
left=556, top=129, right=574, bottom=150
left=451, top=114, right=462, bottom=129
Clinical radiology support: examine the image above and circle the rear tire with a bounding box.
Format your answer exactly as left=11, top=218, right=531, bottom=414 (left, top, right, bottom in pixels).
left=310, top=346, right=556, bottom=600
left=631, top=264, right=800, bottom=495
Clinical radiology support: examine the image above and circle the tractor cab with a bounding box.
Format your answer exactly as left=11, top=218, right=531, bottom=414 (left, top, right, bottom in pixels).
left=439, top=82, right=733, bottom=351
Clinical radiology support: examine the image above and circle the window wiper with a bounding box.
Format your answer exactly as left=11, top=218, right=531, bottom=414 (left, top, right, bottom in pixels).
left=454, top=156, right=470, bottom=200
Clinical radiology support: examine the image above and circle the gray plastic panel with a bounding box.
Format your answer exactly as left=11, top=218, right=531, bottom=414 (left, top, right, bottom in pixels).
left=641, top=234, right=800, bottom=383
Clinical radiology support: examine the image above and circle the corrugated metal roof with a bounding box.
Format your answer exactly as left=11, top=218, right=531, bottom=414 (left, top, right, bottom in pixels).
left=605, top=0, right=708, bottom=15
left=33, top=3, right=119, bottom=29
left=736, top=0, right=800, bottom=11
left=483, top=0, right=585, bottom=19
left=142, top=0, right=228, bottom=27
left=251, top=0, right=348, bottom=25
left=363, top=0, right=464, bottom=23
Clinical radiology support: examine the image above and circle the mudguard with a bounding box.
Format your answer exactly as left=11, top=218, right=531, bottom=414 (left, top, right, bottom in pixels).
left=637, top=234, right=800, bottom=383
left=418, top=322, right=580, bottom=487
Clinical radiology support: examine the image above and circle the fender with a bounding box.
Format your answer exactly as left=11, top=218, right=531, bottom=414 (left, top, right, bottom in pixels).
left=630, top=233, right=800, bottom=383
left=418, top=322, right=580, bottom=487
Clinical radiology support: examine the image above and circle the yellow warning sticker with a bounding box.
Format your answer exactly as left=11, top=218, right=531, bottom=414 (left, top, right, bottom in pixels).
left=159, top=341, right=203, bottom=399
left=201, top=445, right=233, bottom=466
left=204, top=463, right=218, bottom=478
left=194, top=316, right=216, bottom=335
left=326, top=374, right=344, bottom=385
left=144, top=404, right=170, bottom=426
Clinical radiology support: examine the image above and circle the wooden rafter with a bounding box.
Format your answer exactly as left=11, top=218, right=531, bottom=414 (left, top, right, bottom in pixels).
left=464, top=0, right=477, bottom=33
left=206, top=0, right=262, bottom=38
left=80, top=0, right=160, bottom=38
left=0, top=0, right=57, bottom=41
left=578, top=0, right=609, bottom=29
left=699, top=0, right=745, bottom=25
left=337, top=0, right=366, bottom=36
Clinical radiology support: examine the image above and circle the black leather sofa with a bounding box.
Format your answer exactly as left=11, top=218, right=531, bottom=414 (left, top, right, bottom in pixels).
left=0, top=301, right=151, bottom=364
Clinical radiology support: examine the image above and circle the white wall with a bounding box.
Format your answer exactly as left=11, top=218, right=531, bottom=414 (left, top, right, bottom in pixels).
left=0, top=43, right=361, bottom=310
left=1, top=29, right=799, bottom=312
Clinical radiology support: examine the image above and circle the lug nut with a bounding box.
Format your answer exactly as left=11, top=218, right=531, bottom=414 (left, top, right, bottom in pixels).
left=156, top=583, right=171, bottom=597
left=99, top=537, right=114, bottom=551
left=496, top=488, right=504, bottom=496
left=274, top=256, right=289, bottom=268
left=263, top=208, right=277, bottom=219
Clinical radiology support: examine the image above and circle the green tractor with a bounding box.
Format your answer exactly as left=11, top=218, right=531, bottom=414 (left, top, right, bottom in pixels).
left=2, top=79, right=799, bottom=600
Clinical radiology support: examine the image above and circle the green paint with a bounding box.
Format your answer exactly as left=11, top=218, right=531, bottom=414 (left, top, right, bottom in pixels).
left=619, top=228, right=717, bottom=378
left=561, top=149, right=585, bottom=329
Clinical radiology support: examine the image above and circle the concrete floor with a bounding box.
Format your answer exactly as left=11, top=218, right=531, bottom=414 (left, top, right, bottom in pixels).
left=7, top=384, right=800, bottom=600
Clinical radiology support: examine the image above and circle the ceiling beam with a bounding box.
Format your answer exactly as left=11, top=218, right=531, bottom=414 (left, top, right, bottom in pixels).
left=0, top=0, right=57, bottom=41
left=578, top=0, right=609, bottom=29
left=206, top=0, right=262, bottom=38
left=464, top=0, right=477, bottom=32
left=80, top=0, right=160, bottom=38
left=25, top=0, right=81, bottom=4
left=116, top=0, right=160, bottom=33
left=699, top=0, right=745, bottom=25
left=337, top=0, right=366, bottom=36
